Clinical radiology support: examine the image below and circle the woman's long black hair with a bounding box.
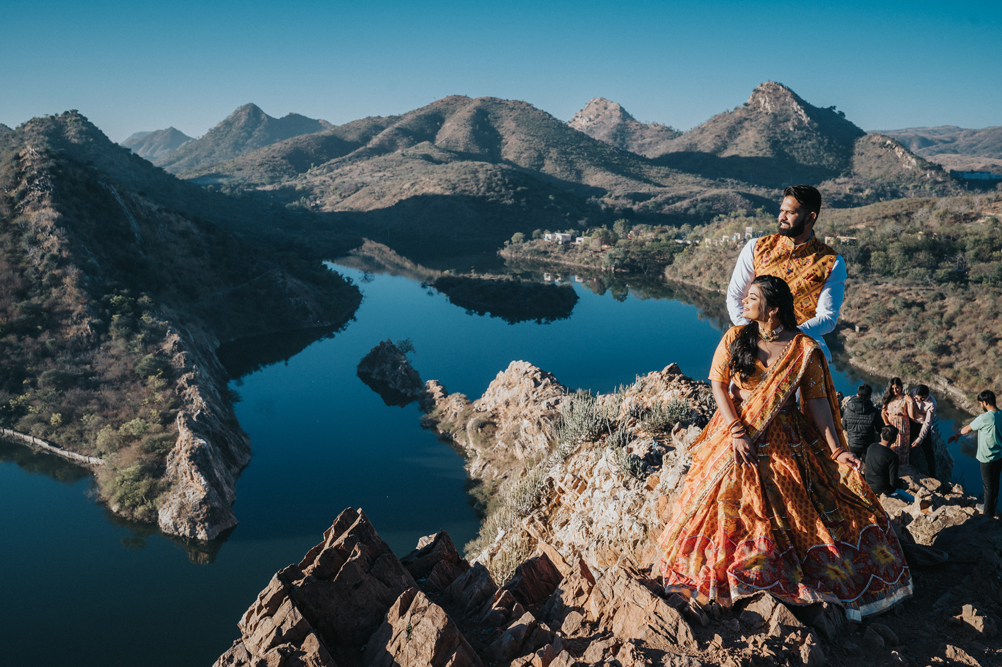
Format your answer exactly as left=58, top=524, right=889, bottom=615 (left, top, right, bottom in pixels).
left=881, top=377, right=904, bottom=410
left=729, top=275, right=800, bottom=381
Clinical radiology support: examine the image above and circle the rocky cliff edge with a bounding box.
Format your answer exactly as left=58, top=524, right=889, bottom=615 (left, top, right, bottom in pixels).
left=218, top=359, right=1002, bottom=666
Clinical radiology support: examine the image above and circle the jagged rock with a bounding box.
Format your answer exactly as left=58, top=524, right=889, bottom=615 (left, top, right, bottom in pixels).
left=213, top=508, right=416, bottom=667
left=862, top=626, right=885, bottom=651
left=586, top=564, right=694, bottom=649
left=800, top=631, right=826, bottom=666
left=157, top=331, right=251, bottom=541
left=868, top=622, right=899, bottom=645
left=942, top=643, right=981, bottom=666
left=541, top=559, right=596, bottom=636
left=738, top=594, right=776, bottom=628
left=357, top=340, right=424, bottom=407
left=363, top=587, right=482, bottom=667
left=447, top=562, right=498, bottom=616
left=484, top=611, right=539, bottom=664
left=794, top=602, right=845, bottom=642
left=960, top=604, right=998, bottom=638
left=400, top=530, right=470, bottom=592
left=479, top=589, right=519, bottom=627
left=768, top=601, right=804, bottom=634
left=502, top=552, right=563, bottom=606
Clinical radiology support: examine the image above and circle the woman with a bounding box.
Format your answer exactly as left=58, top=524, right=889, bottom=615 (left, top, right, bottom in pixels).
left=657, top=276, right=912, bottom=620
left=881, top=379, right=916, bottom=465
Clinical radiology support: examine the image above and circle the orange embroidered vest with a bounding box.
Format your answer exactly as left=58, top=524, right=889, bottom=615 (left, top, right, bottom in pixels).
left=753, top=234, right=838, bottom=326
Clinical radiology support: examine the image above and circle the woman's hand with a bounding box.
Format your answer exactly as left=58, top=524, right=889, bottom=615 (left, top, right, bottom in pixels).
left=732, top=435, right=757, bottom=467
left=835, top=450, right=862, bottom=471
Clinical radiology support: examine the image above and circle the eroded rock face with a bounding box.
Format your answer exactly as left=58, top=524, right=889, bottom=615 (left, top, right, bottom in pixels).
left=400, top=530, right=470, bottom=592
left=214, top=508, right=417, bottom=667
left=364, top=587, right=482, bottom=667
left=157, top=329, right=250, bottom=541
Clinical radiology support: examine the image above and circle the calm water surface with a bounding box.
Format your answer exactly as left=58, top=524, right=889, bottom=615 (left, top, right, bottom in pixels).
left=0, top=263, right=980, bottom=666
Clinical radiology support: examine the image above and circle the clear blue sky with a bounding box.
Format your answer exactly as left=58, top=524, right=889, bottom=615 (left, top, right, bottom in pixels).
left=3, top=0, right=1000, bottom=142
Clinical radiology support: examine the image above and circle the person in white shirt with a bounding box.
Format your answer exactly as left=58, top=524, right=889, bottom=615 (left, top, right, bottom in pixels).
left=726, top=185, right=846, bottom=362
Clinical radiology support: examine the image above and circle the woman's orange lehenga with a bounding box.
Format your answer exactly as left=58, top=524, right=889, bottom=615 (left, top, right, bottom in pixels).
left=657, top=328, right=913, bottom=621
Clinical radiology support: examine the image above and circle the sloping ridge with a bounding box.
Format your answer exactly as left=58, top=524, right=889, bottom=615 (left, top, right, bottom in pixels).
left=121, top=126, right=193, bottom=160
left=877, top=125, right=1002, bottom=159
left=155, top=103, right=333, bottom=173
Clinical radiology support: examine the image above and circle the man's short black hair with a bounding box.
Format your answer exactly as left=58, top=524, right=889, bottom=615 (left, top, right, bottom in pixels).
left=858, top=384, right=872, bottom=399
left=783, top=184, right=822, bottom=217
left=978, top=390, right=997, bottom=407
left=915, top=384, right=930, bottom=398
left=881, top=425, right=899, bottom=442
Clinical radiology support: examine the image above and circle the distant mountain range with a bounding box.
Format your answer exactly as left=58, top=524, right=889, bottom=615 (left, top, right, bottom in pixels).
left=875, top=125, right=1002, bottom=173
left=120, top=127, right=193, bottom=160
left=153, top=104, right=333, bottom=173
left=161, top=82, right=953, bottom=251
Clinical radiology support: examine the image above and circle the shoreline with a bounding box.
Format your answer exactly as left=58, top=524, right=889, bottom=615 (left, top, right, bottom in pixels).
left=505, top=253, right=981, bottom=416
left=0, top=428, right=106, bottom=468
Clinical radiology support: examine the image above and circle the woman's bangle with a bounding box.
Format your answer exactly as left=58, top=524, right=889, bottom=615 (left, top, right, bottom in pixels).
left=830, top=447, right=847, bottom=461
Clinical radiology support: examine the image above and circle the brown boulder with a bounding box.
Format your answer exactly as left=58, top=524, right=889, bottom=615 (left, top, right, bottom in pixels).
left=400, top=531, right=470, bottom=592
left=502, top=552, right=564, bottom=607
left=484, top=611, right=539, bottom=664
left=213, top=508, right=416, bottom=667
left=586, top=564, right=694, bottom=649
left=363, top=587, right=482, bottom=667
left=447, top=562, right=498, bottom=616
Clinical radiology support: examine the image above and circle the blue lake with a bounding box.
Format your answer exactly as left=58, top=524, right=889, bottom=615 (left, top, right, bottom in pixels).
left=0, top=262, right=980, bottom=667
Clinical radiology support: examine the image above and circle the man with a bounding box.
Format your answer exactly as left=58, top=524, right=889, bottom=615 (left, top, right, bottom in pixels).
left=727, top=185, right=846, bottom=361
left=842, top=384, right=882, bottom=458
left=949, top=390, right=1002, bottom=518
left=865, top=425, right=913, bottom=502
left=909, top=385, right=938, bottom=477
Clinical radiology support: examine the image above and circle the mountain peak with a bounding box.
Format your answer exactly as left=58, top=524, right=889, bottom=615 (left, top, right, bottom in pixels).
left=569, top=97, right=637, bottom=128
left=568, top=98, right=678, bottom=158
left=746, top=81, right=811, bottom=122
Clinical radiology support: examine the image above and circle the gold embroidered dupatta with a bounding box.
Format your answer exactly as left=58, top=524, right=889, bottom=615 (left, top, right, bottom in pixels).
left=657, top=333, right=848, bottom=564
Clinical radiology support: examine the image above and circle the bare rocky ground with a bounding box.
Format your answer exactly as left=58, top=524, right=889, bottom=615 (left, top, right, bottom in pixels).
left=215, top=352, right=1002, bottom=666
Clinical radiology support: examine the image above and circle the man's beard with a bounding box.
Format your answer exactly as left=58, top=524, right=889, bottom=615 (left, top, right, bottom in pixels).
left=779, top=215, right=807, bottom=238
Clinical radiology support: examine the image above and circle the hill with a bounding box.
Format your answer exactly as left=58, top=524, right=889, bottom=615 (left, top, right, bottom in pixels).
left=0, top=110, right=361, bottom=540
left=178, top=95, right=773, bottom=249
left=154, top=104, right=333, bottom=173
left=0, top=123, right=12, bottom=135
left=876, top=125, right=1002, bottom=173
left=567, top=97, right=680, bottom=157
left=175, top=87, right=956, bottom=256
left=654, top=81, right=867, bottom=183
left=878, top=125, right=1002, bottom=158
left=120, top=126, right=193, bottom=160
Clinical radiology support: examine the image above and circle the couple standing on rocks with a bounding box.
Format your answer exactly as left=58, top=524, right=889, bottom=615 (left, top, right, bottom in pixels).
left=656, top=185, right=913, bottom=620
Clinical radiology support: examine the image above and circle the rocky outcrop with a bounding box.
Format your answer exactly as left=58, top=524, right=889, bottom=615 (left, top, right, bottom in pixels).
left=155, top=329, right=250, bottom=541
left=357, top=340, right=424, bottom=407
left=220, top=360, right=1002, bottom=667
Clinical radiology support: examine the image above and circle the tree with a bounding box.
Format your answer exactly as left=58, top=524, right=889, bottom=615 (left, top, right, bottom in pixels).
left=510, top=232, right=526, bottom=244
left=613, top=218, right=631, bottom=238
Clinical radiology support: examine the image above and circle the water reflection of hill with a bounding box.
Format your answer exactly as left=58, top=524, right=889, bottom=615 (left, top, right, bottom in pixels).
left=431, top=275, right=578, bottom=324
left=217, top=324, right=350, bottom=380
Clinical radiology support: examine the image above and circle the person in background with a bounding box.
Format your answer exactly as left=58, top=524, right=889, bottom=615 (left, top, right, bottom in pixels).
left=881, top=378, right=916, bottom=465
left=909, top=385, right=938, bottom=477
left=843, top=384, right=882, bottom=459
left=726, top=185, right=846, bottom=363
left=949, top=390, right=1002, bottom=518
left=865, top=425, right=914, bottom=502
